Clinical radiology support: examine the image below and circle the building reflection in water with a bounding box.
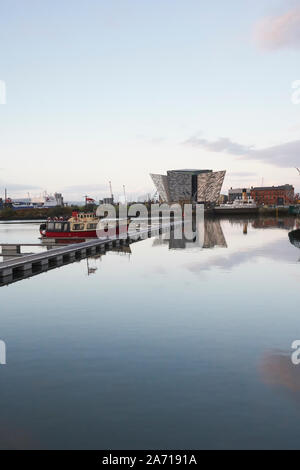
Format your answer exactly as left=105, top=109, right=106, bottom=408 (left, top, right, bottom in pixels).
left=252, top=217, right=296, bottom=230
left=153, top=218, right=227, bottom=250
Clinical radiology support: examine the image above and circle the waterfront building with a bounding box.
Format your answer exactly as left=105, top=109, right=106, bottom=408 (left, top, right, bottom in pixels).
left=150, top=169, right=226, bottom=204
left=250, top=185, right=294, bottom=206
left=228, top=188, right=251, bottom=202
left=218, top=194, right=228, bottom=204
left=101, top=197, right=114, bottom=205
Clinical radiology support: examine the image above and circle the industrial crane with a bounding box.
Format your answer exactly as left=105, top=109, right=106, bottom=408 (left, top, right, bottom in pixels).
left=109, top=181, right=114, bottom=203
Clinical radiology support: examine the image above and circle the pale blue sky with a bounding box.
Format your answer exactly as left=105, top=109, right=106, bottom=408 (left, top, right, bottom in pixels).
left=0, top=0, right=300, bottom=200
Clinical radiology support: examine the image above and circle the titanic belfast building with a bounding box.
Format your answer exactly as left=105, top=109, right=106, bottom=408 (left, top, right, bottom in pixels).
left=150, top=169, right=226, bottom=205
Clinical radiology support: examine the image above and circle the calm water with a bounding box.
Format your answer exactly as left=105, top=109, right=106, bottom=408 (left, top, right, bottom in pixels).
left=1, top=217, right=300, bottom=449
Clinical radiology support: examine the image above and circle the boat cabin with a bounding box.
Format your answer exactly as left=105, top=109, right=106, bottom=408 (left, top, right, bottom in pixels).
left=46, top=212, right=99, bottom=233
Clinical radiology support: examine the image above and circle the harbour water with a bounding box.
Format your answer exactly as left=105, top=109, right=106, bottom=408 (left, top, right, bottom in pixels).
left=1, top=217, right=300, bottom=449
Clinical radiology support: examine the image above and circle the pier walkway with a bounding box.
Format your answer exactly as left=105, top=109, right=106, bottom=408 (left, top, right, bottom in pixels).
left=0, top=222, right=173, bottom=286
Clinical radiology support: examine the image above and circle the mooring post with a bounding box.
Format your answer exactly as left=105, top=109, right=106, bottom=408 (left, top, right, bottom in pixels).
left=56, top=255, right=63, bottom=266
left=1, top=267, right=13, bottom=277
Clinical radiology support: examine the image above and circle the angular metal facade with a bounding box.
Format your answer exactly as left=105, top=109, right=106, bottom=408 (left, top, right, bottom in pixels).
left=197, top=170, right=226, bottom=203
left=150, top=174, right=171, bottom=203
left=151, top=169, right=225, bottom=204
left=167, top=171, right=192, bottom=202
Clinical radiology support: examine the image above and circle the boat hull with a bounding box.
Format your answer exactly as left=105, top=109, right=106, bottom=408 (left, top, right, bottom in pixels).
left=41, top=225, right=128, bottom=239
left=42, top=230, right=97, bottom=238
left=214, top=207, right=258, bottom=215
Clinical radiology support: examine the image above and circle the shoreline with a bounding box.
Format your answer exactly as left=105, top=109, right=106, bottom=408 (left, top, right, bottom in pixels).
left=0, top=206, right=297, bottom=222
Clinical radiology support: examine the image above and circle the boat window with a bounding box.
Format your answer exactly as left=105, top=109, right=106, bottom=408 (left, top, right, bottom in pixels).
left=55, top=223, right=62, bottom=230
left=48, top=222, right=54, bottom=230
left=73, top=224, right=84, bottom=230
left=87, top=223, right=97, bottom=229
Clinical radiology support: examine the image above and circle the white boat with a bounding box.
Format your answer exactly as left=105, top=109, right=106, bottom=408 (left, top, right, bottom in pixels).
left=11, top=192, right=64, bottom=210
left=215, top=197, right=257, bottom=214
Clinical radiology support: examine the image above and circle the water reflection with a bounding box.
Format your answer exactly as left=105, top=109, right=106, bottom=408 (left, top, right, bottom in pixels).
left=1, top=216, right=299, bottom=287
left=151, top=216, right=300, bottom=275
left=252, top=217, right=296, bottom=230
left=261, top=350, right=300, bottom=397
left=289, top=229, right=300, bottom=250
left=153, top=219, right=227, bottom=250
left=1, top=217, right=300, bottom=449
left=0, top=243, right=133, bottom=287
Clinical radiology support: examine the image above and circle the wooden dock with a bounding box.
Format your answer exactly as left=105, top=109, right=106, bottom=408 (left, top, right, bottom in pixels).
left=0, top=223, right=171, bottom=286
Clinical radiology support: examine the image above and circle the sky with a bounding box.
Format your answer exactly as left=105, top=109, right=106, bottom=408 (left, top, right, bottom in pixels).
left=0, top=0, right=300, bottom=201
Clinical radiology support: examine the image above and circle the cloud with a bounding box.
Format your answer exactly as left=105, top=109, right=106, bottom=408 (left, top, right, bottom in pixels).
left=183, top=135, right=300, bottom=168
left=184, top=236, right=296, bottom=274
left=254, top=6, right=300, bottom=50
left=229, top=171, right=257, bottom=178
left=62, top=184, right=108, bottom=193
left=0, top=182, right=41, bottom=191
left=183, top=136, right=254, bottom=155
left=254, top=140, right=300, bottom=167
left=62, top=183, right=154, bottom=202
left=136, top=135, right=166, bottom=145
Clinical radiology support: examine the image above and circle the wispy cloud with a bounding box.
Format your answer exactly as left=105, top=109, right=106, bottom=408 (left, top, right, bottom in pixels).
left=184, top=237, right=296, bottom=274
left=62, top=184, right=108, bottom=193
left=254, top=6, right=300, bottom=50
left=183, top=136, right=253, bottom=155
left=136, top=135, right=166, bottom=145
left=183, top=135, right=300, bottom=168
left=62, top=184, right=154, bottom=202
left=0, top=182, right=41, bottom=191
left=229, top=171, right=257, bottom=178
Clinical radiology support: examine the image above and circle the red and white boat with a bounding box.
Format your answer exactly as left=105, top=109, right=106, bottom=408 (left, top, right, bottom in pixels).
left=40, top=212, right=128, bottom=239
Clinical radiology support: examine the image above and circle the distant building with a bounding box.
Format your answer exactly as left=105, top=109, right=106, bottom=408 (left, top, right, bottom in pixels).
left=218, top=194, right=228, bottom=204
left=101, top=197, right=114, bottom=205
left=228, top=188, right=251, bottom=202
left=54, top=193, right=64, bottom=206
left=150, top=169, right=226, bottom=204
left=250, top=185, right=294, bottom=206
